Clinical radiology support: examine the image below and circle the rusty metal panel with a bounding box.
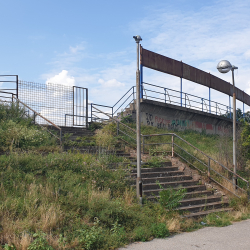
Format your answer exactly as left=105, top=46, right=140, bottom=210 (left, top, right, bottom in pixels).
left=210, top=75, right=232, bottom=96
left=141, top=46, right=250, bottom=105
left=183, top=64, right=211, bottom=87
left=141, top=47, right=182, bottom=77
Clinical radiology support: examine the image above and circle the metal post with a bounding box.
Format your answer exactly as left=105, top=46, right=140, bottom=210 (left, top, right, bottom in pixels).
left=142, top=136, right=144, bottom=154
left=172, top=135, right=174, bottom=157
left=208, top=158, right=211, bottom=181
left=164, top=88, right=166, bottom=103
left=216, top=104, right=217, bottom=115
left=91, top=103, right=93, bottom=122
left=112, top=107, right=113, bottom=118
left=73, top=86, right=75, bottom=126
left=209, top=87, right=211, bottom=113
left=232, top=69, right=237, bottom=189
left=86, top=88, right=88, bottom=128
left=229, top=95, right=231, bottom=119
left=140, top=64, right=143, bottom=99
left=202, top=98, right=203, bottom=112
left=243, top=102, right=245, bottom=118
left=133, top=35, right=142, bottom=204
left=180, top=78, right=182, bottom=106
left=16, top=75, right=18, bottom=99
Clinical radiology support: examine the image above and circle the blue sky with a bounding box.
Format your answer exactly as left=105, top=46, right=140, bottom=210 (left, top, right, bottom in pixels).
left=1, top=0, right=250, bottom=109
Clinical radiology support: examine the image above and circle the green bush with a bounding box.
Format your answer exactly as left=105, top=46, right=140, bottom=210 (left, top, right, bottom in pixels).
left=151, top=223, right=169, bottom=238
left=28, top=232, right=54, bottom=250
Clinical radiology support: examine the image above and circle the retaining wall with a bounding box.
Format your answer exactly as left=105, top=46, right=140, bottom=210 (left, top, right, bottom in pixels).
left=139, top=99, right=233, bottom=135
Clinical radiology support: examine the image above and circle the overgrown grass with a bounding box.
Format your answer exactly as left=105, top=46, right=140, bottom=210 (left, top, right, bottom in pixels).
left=0, top=102, right=59, bottom=153
left=2, top=104, right=250, bottom=249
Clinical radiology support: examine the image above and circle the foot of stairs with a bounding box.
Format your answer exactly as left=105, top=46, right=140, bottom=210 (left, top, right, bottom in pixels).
left=130, top=158, right=231, bottom=218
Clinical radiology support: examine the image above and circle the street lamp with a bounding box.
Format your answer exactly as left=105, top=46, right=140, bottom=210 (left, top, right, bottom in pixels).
left=133, top=35, right=142, bottom=204
left=217, top=60, right=238, bottom=189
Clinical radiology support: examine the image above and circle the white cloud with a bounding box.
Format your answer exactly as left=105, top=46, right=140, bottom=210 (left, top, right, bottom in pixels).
left=98, top=78, right=125, bottom=88
left=46, top=70, right=75, bottom=87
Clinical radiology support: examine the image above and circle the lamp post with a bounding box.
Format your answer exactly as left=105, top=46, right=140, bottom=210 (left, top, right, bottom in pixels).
left=217, top=60, right=238, bottom=189
left=133, top=35, right=142, bottom=204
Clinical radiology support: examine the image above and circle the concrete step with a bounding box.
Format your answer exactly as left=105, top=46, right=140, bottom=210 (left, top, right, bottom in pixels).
left=184, top=190, right=214, bottom=199
left=179, top=195, right=222, bottom=207
left=177, top=201, right=229, bottom=213
left=130, top=166, right=176, bottom=174
left=134, top=180, right=200, bottom=191
left=147, top=190, right=214, bottom=201
left=131, top=175, right=193, bottom=184
left=143, top=185, right=207, bottom=196
left=184, top=207, right=233, bottom=218
left=130, top=170, right=185, bottom=178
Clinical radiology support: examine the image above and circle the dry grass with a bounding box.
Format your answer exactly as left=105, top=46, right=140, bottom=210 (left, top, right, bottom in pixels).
left=166, top=216, right=181, bottom=233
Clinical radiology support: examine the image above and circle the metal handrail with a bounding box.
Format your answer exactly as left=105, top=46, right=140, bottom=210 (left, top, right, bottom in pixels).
left=142, top=132, right=249, bottom=198
left=13, top=97, right=62, bottom=145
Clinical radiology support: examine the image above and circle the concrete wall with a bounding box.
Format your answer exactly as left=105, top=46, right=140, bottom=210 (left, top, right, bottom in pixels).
left=140, top=99, right=233, bottom=135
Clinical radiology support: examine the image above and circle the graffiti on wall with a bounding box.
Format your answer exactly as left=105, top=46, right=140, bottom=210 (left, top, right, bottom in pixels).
left=143, top=113, right=227, bottom=134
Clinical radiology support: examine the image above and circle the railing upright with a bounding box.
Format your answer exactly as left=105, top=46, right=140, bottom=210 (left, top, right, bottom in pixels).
left=172, top=135, right=174, bottom=157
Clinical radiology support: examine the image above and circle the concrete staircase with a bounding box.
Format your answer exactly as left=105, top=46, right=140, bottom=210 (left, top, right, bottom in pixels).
left=58, top=126, right=233, bottom=218
left=130, top=159, right=232, bottom=218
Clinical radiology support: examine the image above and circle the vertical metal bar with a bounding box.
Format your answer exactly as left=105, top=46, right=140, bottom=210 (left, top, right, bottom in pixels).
left=180, top=77, right=182, bottom=106
left=243, top=102, right=245, bottom=118
left=142, top=136, right=144, bottom=154
left=202, top=98, right=203, bottom=112
left=73, top=86, right=75, bottom=126
left=229, top=95, right=231, bottom=119
left=86, top=88, right=88, bottom=128
left=16, top=75, right=18, bottom=99
left=216, top=103, right=217, bottom=115
left=112, top=107, right=113, bottom=118
left=172, top=135, right=174, bottom=157
left=208, top=158, right=211, bottom=181
left=65, top=115, right=66, bottom=126
left=209, top=87, right=211, bottom=113
left=91, top=103, right=93, bottom=122
left=136, top=43, right=142, bottom=204
left=164, top=88, right=166, bottom=103
left=140, top=64, right=143, bottom=99
left=232, top=70, right=237, bottom=190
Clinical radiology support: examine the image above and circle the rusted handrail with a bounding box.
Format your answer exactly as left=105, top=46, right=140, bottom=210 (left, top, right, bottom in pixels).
left=13, top=97, right=62, bottom=145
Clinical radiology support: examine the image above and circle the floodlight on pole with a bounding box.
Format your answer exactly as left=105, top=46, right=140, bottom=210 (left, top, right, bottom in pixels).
left=133, top=35, right=142, bottom=204
left=217, top=60, right=238, bottom=190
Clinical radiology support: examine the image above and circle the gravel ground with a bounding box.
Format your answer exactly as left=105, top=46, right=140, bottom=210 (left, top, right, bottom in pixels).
left=119, top=219, right=250, bottom=250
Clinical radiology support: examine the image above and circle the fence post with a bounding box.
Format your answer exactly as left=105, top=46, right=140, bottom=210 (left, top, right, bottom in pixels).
left=172, top=135, right=174, bottom=157
left=216, top=103, right=217, bottom=115
left=208, top=158, right=211, bottom=181
left=164, top=88, right=166, bottom=103
left=112, top=107, right=113, bottom=118
left=142, top=136, right=144, bottom=154
left=201, top=98, right=203, bottom=112
left=185, top=94, right=186, bottom=108
left=91, top=103, right=93, bottom=122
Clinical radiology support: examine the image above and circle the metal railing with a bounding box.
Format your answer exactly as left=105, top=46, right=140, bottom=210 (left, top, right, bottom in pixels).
left=13, top=97, right=62, bottom=145
left=142, top=82, right=230, bottom=116
left=142, top=133, right=249, bottom=198
left=90, top=82, right=234, bottom=122
left=90, top=86, right=136, bottom=121
left=90, top=104, right=249, bottom=198
left=91, top=106, right=137, bottom=147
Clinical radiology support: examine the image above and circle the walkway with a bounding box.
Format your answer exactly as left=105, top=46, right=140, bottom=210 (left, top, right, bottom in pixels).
left=119, top=219, right=250, bottom=250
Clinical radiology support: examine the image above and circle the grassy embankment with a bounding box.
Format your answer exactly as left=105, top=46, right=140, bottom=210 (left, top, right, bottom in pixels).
left=1, top=103, right=250, bottom=250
